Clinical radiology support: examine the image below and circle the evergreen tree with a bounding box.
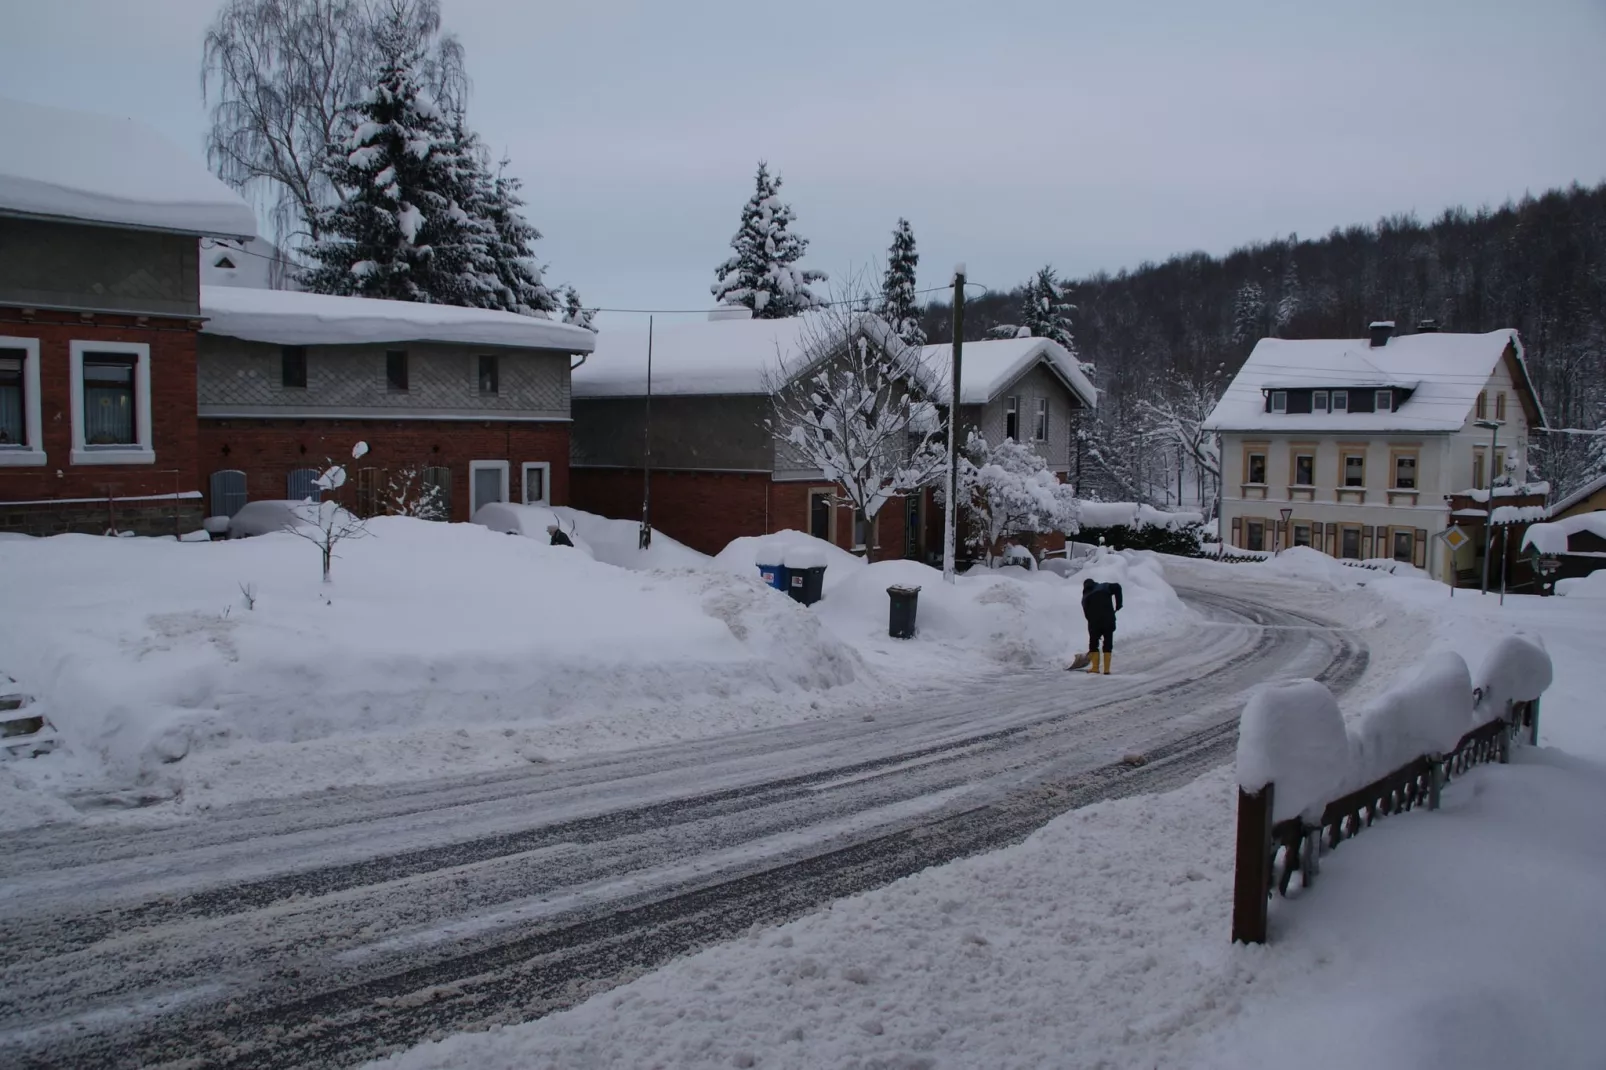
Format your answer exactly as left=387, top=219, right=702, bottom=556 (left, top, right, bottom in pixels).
left=880, top=218, right=925, bottom=347
left=711, top=162, right=827, bottom=318
left=301, top=8, right=480, bottom=303
left=562, top=285, right=597, bottom=332
left=989, top=266, right=1080, bottom=356
left=1232, top=282, right=1266, bottom=348
left=472, top=154, right=559, bottom=315
left=1273, top=249, right=1301, bottom=334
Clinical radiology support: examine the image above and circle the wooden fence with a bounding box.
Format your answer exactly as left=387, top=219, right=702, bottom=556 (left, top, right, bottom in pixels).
left=1232, top=698, right=1541, bottom=944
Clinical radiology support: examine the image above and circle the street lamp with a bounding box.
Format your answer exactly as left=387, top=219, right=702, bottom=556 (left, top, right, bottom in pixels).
left=1474, top=418, right=1503, bottom=595
left=1278, top=506, right=1293, bottom=555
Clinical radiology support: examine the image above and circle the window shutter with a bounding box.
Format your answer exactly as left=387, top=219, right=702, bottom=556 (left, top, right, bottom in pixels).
left=1327, top=526, right=1338, bottom=556
left=287, top=468, right=322, bottom=502
left=1362, top=528, right=1372, bottom=559
left=1230, top=517, right=1241, bottom=548
left=209, top=469, right=247, bottom=518
left=1312, top=521, right=1324, bottom=552
left=1414, top=529, right=1428, bottom=569
left=355, top=467, right=385, bottom=517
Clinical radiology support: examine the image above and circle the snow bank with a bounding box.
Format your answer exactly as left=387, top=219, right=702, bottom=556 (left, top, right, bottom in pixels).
left=715, top=531, right=866, bottom=588
left=550, top=508, right=710, bottom=571
left=1078, top=501, right=1204, bottom=530
left=1237, top=680, right=1349, bottom=823
left=1556, top=571, right=1606, bottom=598
left=472, top=502, right=595, bottom=558
left=1239, top=638, right=1549, bottom=822
left=1256, top=546, right=1371, bottom=590
left=0, top=519, right=868, bottom=809
left=0, top=95, right=256, bottom=237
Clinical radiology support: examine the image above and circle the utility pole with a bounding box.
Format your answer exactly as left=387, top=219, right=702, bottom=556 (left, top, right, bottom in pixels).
left=943, top=265, right=965, bottom=583
left=1475, top=418, right=1501, bottom=595
left=639, top=316, right=654, bottom=550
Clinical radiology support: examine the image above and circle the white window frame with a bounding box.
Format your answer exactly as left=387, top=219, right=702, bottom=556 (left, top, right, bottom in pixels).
left=521, top=461, right=551, bottom=505
left=0, top=336, right=44, bottom=467
left=1375, top=389, right=1392, bottom=412
left=1004, top=396, right=1020, bottom=441
left=1331, top=390, right=1348, bottom=413
left=468, top=459, right=509, bottom=516
left=1270, top=391, right=1287, bottom=414
left=1033, top=397, right=1048, bottom=441
left=1312, top=390, right=1329, bottom=413
left=70, top=340, right=153, bottom=465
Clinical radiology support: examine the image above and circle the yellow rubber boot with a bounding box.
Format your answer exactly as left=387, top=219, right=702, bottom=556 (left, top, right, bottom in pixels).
left=1086, top=652, right=1101, bottom=674
left=1102, top=654, right=1112, bottom=675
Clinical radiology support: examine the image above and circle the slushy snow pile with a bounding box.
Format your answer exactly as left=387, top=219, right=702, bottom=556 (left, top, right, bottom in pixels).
left=0, top=518, right=869, bottom=816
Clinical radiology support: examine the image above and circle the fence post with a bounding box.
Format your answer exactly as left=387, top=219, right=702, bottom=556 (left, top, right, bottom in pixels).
left=1429, top=760, right=1444, bottom=810
left=1529, top=698, right=1541, bottom=747
left=1232, top=784, right=1274, bottom=945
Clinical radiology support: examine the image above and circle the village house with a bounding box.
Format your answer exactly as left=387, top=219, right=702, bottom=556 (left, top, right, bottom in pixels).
left=0, top=96, right=258, bottom=535
left=1205, top=322, right=1547, bottom=583
left=195, top=286, right=596, bottom=523
left=1522, top=471, right=1606, bottom=584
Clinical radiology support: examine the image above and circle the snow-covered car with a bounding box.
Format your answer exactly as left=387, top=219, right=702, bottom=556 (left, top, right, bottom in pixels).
left=470, top=502, right=595, bottom=558
left=227, top=500, right=357, bottom=539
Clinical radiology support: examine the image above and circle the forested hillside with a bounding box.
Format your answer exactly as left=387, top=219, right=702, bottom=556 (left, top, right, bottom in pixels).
left=921, top=182, right=1606, bottom=505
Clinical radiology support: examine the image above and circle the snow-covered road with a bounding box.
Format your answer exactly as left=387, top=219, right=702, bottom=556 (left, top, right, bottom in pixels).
left=0, top=574, right=1370, bottom=1070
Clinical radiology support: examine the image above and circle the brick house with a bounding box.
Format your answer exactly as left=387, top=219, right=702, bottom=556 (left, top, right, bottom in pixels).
left=196, top=286, right=596, bottom=523
left=570, top=309, right=931, bottom=557
left=0, top=96, right=258, bottom=535
left=1205, top=322, right=1547, bottom=583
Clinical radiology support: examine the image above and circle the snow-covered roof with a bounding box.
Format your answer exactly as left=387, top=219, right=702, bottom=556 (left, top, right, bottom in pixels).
left=1550, top=471, right=1606, bottom=517
left=0, top=96, right=257, bottom=238
left=1522, top=512, right=1606, bottom=554
left=572, top=310, right=910, bottom=398
left=1204, top=329, right=1541, bottom=433
left=919, top=337, right=1098, bottom=409
left=200, top=286, right=596, bottom=352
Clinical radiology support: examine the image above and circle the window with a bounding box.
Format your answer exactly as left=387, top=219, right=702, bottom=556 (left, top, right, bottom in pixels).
left=281, top=346, right=307, bottom=389
left=1247, top=452, right=1267, bottom=485
left=1247, top=520, right=1265, bottom=552
left=1313, top=390, right=1329, bottom=413
left=1293, top=523, right=1312, bottom=548
left=521, top=461, right=550, bottom=504
left=210, top=469, right=247, bottom=517
left=1004, top=396, right=1019, bottom=441
left=287, top=467, right=322, bottom=502
left=1270, top=391, right=1287, bottom=414
left=70, top=341, right=152, bottom=464
left=1034, top=398, right=1048, bottom=441
left=469, top=459, right=509, bottom=516
left=853, top=507, right=869, bottom=550
left=1331, top=390, right=1348, bottom=413
left=0, top=339, right=44, bottom=465
left=1495, top=392, right=1506, bottom=422
left=1472, top=447, right=1486, bottom=490
left=1341, top=527, right=1361, bottom=560
left=1475, top=391, right=1487, bottom=420
left=1375, top=390, right=1392, bottom=412
left=1492, top=447, right=1507, bottom=484
left=1393, top=454, right=1417, bottom=490
left=386, top=350, right=409, bottom=392
left=1293, top=454, right=1314, bottom=486
left=479, top=355, right=499, bottom=395
left=1393, top=530, right=1414, bottom=563
left=214, top=255, right=236, bottom=270
left=1344, top=453, right=1365, bottom=487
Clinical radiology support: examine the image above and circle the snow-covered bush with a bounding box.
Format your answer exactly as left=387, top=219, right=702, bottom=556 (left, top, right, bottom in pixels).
left=952, top=432, right=1079, bottom=561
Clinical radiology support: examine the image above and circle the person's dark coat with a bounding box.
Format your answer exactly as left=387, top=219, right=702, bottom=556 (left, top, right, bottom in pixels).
left=549, top=528, right=574, bottom=547
left=1081, top=578, right=1123, bottom=629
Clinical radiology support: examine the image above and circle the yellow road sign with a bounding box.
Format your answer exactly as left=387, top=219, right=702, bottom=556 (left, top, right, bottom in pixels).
left=1438, top=525, right=1471, bottom=552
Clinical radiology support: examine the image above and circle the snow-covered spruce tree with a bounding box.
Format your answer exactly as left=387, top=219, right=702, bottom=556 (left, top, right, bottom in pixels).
left=767, top=297, right=943, bottom=560
left=988, top=266, right=1093, bottom=376
left=881, top=219, right=925, bottom=347
left=1232, top=281, right=1266, bottom=349
left=712, top=162, right=827, bottom=318
left=470, top=152, right=560, bottom=315
left=301, top=7, right=481, bottom=304
left=562, top=286, right=597, bottom=331
left=953, top=433, right=1080, bottom=563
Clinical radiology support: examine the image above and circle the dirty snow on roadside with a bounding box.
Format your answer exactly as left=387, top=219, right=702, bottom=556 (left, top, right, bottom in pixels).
left=366, top=560, right=1606, bottom=1070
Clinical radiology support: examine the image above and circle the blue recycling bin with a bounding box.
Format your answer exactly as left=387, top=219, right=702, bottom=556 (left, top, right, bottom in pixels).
left=757, top=561, right=790, bottom=592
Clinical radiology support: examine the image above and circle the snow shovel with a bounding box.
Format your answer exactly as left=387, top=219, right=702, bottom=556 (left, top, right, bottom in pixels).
left=1067, top=652, right=1092, bottom=671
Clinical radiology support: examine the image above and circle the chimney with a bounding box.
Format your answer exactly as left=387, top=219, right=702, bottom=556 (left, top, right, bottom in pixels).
left=1415, top=319, right=1440, bottom=333
left=1368, top=320, right=1395, bottom=348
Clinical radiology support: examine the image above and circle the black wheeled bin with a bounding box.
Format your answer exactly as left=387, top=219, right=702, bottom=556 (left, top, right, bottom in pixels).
left=887, top=584, right=921, bottom=639
left=788, top=565, right=827, bottom=605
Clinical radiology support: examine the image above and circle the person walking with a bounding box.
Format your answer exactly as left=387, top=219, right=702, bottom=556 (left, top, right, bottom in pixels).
left=1078, top=577, right=1123, bottom=674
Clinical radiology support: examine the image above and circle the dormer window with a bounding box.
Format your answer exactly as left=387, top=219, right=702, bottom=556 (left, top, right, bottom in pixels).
left=1313, top=390, right=1329, bottom=413
left=214, top=255, right=237, bottom=270
left=1331, top=390, right=1348, bottom=413
left=1375, top=389, right=1392, bottom=412
left=1270, top=391, right=1287, bottom=414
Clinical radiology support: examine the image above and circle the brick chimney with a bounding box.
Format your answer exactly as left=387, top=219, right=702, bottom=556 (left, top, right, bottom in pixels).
left=1368, top=320, right=1395, bottom=348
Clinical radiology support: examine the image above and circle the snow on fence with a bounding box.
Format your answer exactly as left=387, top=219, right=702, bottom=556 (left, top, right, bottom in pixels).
left=1231, top=635, right=1553, bottom=944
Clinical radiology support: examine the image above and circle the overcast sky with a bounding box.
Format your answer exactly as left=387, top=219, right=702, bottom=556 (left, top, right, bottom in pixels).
left=6, top=0, right=1606, bottom=326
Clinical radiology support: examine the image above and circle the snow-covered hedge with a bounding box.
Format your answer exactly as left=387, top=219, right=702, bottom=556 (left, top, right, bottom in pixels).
left=1237, top=636, right=1551, bottom=823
